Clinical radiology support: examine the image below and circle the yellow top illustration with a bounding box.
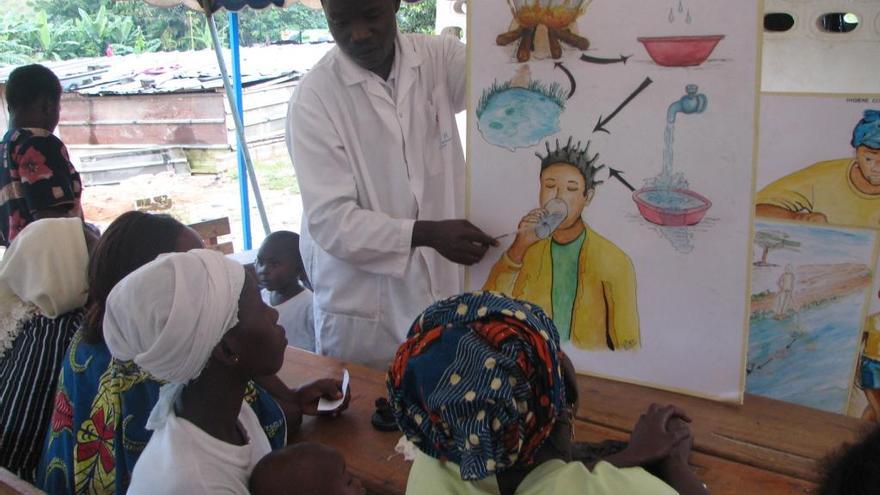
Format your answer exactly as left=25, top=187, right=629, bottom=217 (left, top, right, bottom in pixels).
left=483, top=137, right=640, bottom=351
left=756, top=109, right=880, bottom=229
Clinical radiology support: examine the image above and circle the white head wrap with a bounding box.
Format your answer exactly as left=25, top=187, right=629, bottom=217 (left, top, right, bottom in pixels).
left=0, top=218, right=89, bottom=357
left=103, top=249, right=246, bottom=428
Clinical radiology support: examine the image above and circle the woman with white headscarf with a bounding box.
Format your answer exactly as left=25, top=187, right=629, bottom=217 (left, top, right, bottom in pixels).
left=0, top=217, right=93, bottom=482
left=103, top=249, right=294, bottom=493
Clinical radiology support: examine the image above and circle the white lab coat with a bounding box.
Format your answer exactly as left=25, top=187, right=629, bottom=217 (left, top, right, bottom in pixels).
left=286, top=33, right=466, bottom=369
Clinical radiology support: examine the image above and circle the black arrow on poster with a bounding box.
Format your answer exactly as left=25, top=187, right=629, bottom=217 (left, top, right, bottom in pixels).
left=608, top=167, right=636, bottom=192
left=593, top=77, right=653, bottom=134
left=554, top=62, right=576, bottom=99
left=580, top=53, right=632, bottom=65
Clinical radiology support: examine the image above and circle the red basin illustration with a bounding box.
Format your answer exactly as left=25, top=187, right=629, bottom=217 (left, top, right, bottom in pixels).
left=637, top=35, right=725, bottom=67
left=633, top=187, right=712, bottom=227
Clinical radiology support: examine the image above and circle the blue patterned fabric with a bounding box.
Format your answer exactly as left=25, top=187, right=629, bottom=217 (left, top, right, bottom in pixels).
left=387, top=292, right=566, bottom=481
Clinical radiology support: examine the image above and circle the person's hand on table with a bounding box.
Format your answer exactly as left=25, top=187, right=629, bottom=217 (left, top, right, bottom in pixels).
left=293, top=378, right=351, bottom=417
left=604, top=403, right=692, bottom=468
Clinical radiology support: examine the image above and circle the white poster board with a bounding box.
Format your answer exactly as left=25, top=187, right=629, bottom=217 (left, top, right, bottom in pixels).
left=467, top=0, right=761, bottom=400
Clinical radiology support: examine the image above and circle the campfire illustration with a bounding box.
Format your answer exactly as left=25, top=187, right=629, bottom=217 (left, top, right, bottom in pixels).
left=497, top=0, right=592, bottom=62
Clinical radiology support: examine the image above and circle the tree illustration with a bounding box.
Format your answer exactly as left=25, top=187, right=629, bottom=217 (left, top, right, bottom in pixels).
left=754, top=230, right=801, bottom=266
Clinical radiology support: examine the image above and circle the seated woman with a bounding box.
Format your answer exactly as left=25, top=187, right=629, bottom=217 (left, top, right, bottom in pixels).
left=387, top=292, right=708, bottom=495
left=0, top=218, right=93, bottom=482
left=39, top=212, right=346, bottom=494
left=101, top=249, right=296, bottom=493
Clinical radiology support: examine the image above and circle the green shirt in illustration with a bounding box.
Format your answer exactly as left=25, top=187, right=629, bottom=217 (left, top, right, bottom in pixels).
left=551, top=229, right=586, bottom=342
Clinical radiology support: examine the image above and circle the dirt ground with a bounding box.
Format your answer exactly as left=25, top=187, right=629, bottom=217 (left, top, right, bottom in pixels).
left=81, top=161, right=303, bottom=252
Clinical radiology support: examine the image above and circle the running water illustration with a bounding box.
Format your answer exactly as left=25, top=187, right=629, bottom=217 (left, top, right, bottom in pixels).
left=632, top=84, right=713, bottom=253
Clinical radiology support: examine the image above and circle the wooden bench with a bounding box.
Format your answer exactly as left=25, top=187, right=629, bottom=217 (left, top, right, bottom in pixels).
left=188, top=217, right=234, bottom=255
left=277, top=347, right=869, bottom=495
left=0, top=468, right=43, bottom=495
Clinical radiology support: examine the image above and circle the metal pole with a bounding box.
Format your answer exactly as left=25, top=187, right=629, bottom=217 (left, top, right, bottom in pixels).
left=207, top=12, right=272, bottom=244
left=228, top=11, right=252, bottom=250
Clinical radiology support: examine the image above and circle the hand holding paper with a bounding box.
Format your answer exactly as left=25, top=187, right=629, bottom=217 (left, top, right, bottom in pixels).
left=318, top=368, right=350, bottom=413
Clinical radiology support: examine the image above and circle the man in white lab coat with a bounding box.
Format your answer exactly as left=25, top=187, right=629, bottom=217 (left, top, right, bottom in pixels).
left=286, top=0, right=496, bottom=369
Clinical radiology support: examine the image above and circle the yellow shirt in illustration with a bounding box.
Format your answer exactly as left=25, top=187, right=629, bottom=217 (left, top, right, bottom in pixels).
left=756, top=158, right=880, bottom=229
left=483, top=224, right=640, bottom=351
left=864, top=313, right=880, bottom=361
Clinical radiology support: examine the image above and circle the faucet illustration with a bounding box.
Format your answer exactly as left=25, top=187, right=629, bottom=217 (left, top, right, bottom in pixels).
left=666, top=84, right=708, bottom=123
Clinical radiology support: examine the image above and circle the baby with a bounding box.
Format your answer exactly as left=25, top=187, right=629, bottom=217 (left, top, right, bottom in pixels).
left=249, top=443, right=364, bottom=495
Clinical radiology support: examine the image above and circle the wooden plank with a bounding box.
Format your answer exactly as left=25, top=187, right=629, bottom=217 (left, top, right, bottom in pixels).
left=188, top=218, right=232, bottom=242
left=61, top=93, right=225, bottom=121
left=0, top=468, right=43, bottom=495
left=212, top=241, right=234, bottom=255
left=57, top=123, right=228, bottom=146
left=574, top=375, right=868, bottom=482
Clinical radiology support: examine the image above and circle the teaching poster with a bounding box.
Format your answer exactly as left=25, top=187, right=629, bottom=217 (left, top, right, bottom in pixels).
left=466, top=0, right=762, bottom=400
left=754, top=93, right=880, bottom=417
left=746, top=220, right=876, bottom=414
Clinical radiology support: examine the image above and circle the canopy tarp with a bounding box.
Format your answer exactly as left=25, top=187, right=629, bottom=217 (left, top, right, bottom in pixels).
left=145, top=0, right=320, bottom=13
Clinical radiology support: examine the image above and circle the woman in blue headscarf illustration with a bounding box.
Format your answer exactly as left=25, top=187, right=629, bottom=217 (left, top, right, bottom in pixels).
left=756, top=109, right=880, bottom=229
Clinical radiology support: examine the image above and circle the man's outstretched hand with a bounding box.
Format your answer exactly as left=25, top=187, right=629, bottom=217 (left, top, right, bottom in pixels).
left=413, top=220, right=498, bottom=265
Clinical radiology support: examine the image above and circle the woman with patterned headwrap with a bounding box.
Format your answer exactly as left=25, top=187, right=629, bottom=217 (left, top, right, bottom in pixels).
left=388, top=292, right=709, bottom=494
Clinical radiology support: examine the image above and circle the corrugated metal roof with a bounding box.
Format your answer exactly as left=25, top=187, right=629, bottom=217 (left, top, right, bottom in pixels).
left=0, top=42, right=334, bottom=96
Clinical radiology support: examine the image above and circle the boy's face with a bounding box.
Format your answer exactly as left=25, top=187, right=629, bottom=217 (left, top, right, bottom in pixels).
left=539, top=162, right=594, bottom=230
left=256, top=244, right=300, bottom=292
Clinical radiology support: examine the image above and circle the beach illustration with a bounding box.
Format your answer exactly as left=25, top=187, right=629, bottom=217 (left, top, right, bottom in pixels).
left=746, top=221, right=875, bottom=414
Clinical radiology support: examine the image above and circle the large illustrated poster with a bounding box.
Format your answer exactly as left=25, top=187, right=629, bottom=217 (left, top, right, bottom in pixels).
left=466, top=0, right=761, bottom=400
left=752, top=94, right=880, bottom=417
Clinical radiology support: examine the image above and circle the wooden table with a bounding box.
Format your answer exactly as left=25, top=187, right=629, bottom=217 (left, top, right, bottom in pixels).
left=277, top=348, right=869, bottom=495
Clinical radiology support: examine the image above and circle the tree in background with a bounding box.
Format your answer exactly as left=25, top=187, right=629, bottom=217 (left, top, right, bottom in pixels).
left=2, top=0, right=437, bottom=63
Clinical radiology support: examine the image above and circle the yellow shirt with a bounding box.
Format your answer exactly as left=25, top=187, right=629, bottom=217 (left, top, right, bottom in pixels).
left=864, top=313, right=880, bottom=360
left=405, top=452, right=678, bottom=495
left=483, top=224, right=640, bottom=351
left=756, top=158, right=880, bottom=229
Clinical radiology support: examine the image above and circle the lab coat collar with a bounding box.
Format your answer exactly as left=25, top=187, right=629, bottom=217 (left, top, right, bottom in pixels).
left=337, top=32, right=424, bottom=91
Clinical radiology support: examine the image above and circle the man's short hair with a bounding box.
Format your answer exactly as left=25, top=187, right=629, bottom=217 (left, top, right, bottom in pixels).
left=5, top=64, right=62, bottom=112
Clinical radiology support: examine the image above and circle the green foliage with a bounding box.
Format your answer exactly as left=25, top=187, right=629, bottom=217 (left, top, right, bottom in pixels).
left=398, top=0, right=437, bottom=34
left=1, top=0, right=437, bottom=64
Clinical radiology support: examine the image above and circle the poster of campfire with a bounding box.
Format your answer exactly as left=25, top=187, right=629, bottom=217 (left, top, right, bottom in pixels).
left=467, top=0, right=762, bottom=401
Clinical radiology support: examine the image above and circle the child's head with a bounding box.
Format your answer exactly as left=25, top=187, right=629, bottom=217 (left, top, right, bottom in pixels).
left=820, top=425, right=880, bottom=495
left=256, top=231, right=306, bottom=292
left=6, top=64, right=63, bottom=129
left=250, top=443, right=364, bottom=495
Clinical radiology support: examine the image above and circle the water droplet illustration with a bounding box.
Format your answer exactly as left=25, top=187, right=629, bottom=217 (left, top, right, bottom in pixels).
left=678, top=0, right=684, bottom=13
left=668, top=7, right=675, bottom=22
left=686, top=10, right=692, bottom=24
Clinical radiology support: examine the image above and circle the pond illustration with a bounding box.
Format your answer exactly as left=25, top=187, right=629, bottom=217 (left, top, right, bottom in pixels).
left=477, top=74, right=567, bottom=151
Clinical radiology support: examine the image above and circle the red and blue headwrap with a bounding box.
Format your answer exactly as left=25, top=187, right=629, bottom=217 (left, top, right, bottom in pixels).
left=387, top=292, right=566, bottom=481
